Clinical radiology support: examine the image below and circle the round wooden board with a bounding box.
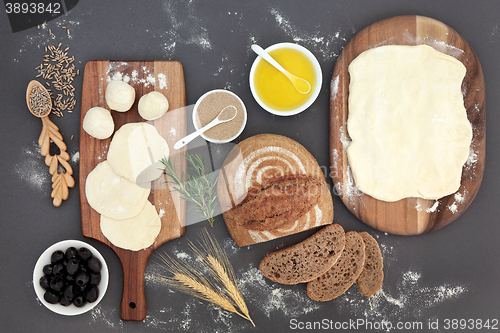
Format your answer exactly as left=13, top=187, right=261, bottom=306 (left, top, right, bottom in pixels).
left=330, top=15, right=485, bottom=235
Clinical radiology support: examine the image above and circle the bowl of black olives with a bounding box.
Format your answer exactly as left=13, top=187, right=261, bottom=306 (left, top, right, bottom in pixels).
left=33, top=240, right=109, bottom=315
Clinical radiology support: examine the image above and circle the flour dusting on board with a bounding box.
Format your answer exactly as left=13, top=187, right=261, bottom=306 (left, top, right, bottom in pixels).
left=104, top=62, right=169, bottom=90
left=331, top=75, right=340, bottom=100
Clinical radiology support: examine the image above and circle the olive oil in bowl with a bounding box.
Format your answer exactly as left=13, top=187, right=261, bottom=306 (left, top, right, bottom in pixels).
left=250, top=43, right=322, bottom=116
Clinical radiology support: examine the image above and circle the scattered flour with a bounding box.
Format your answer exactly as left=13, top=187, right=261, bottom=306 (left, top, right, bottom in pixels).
left=334, top=269, right=467, bottom=332
left=448, top=202, right=458, bottom=214
left=269, top=7, right=347, bottom=60
left=71, top=151, right=79, bottom=163
left=454, top=192, right=465, bottom=203
left=466, top=147, right=478, bottom=165
left=426, top=201, right=439, bottom=213
left=105, top=63, right=169, bottom=90
left=237, top=266, right=319, bottom=318
left=446, top=191, right=467, bottom=214
left=330, top=75, right=339, bottom=100
left=159, top=1, right=213, bottom=57
left=158, top=73, right=168, bottom=89
left=90, top=305, right=122, bottom=329
left=16, top=18, right=80, bottom=60
left=332, top=126, right=360, bottom=203
left=14, top=142, right=50, bottom=192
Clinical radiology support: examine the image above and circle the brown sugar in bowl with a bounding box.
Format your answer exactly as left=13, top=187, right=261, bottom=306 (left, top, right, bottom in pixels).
left=193, top=89, right=247, bottom=143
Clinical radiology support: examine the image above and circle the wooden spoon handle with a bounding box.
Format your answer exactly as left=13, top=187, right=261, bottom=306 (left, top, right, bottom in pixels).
left=39, top=116, right=74, bottom=207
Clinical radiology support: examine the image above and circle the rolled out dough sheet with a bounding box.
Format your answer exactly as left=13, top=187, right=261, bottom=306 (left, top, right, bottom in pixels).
left=347, top=45, right=472, bottom=202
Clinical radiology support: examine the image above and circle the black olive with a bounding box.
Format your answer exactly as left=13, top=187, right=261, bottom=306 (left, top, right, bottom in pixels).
left=43, top=290, right=60, bottom=304
left=65, top=274, right=75, bottom=283
left=73, top=295, right=86, bottom=308
left=39, top=276, right=51, bottom=290
left=66, top=258, right=80, bottom=276
left=59, top=297, right=72, bottom=306
left=40, top=245, right=102, bottom=308
left=77, top=247, right=93, bottom=261
left=52, top=263, right=66, bottom=278
left=75, top=271, right=90, bottom=287
left=65, top=247, right=78, bottom=260
left=87, top=257, right=102, bottom=273
left=85, top=286, right=99, bottom=303
left=51, top=250, right=65, bottom=264
left=89, top=272, right=101, bottom=286
left=63, top=284, right=77, bottom=301
left=42, top=264, right=53, bottom=276
left=49, top=277, right=65, bottom=293
left=78, top=284, right=87, bottom=293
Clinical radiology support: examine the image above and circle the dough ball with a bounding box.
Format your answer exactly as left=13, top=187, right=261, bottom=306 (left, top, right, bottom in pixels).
left=85, top=161, right=150, bottom=220
left=138, top=91, right=169, bottom=120
left=107, top=122, right=170, bottom=184
left=100, top=201, right=161, bottom=251
left=105, top=80, right=135, bottom=112
left=83, top=107, right=114, bottom=139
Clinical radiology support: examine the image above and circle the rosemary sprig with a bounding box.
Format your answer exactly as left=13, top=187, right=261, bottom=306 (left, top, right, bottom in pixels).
left=161, top=153, right=220, bottom=226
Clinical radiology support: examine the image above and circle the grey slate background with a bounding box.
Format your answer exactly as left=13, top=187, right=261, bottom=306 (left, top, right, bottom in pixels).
left=1, top=0, right=499, bottom=332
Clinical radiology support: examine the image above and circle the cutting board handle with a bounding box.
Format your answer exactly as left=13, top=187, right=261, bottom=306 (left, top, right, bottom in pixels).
left=118, top=250, right=150, bottom=321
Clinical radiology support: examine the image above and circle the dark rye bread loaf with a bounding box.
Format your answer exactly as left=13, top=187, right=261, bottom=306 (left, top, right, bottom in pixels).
left=357, top=232, right=384, bottom=296
left=307, top=231, right=365, bottom=301
left=259, top=224, right=345, bottom=284
left=226, top=174, right=322, bottom=231
left=217, top=134, right=334, bottom=247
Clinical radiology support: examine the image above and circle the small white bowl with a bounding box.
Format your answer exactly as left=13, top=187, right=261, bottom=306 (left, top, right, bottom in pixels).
left=33, top=240, right=109, bottom=316
left=249, top=42, right=322, bottom=116
left=192, top=89, right=247, bottom=143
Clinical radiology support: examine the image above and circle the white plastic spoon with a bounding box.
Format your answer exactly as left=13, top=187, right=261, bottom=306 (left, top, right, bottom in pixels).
left=174, top=105, right=237, bottom=150
left=251, top=44, right=311, bottom=94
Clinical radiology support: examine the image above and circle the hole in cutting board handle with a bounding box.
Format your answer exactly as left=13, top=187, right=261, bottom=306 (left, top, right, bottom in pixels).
left=129, top=302, right=136, bottom=309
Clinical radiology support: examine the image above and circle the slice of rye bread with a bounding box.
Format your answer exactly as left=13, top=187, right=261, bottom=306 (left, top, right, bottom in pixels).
left=357, top=232, right=384, bottom=296
left=306, top=231, right=365, bottom=301
left=259, top=224, right=346, bottom=284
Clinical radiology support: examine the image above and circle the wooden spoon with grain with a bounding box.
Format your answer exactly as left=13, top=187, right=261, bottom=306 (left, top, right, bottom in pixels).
left=26, top=80, right=75, bottom=207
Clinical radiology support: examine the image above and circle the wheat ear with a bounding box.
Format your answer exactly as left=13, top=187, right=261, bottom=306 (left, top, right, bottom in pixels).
left=206, top=255, right=255, bottom=326
left=150, top=250, right=254, bottom=325
left=191, top=229, right=255, bottom=326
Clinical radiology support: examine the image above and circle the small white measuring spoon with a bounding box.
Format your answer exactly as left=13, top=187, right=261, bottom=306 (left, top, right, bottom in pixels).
left=251, top=44, right=311, bottom=94
left=174, top=105, right=237, bottom=150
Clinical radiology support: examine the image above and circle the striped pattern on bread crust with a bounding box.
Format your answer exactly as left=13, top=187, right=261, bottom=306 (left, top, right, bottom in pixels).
left=217, top=134, right=334, bottom=247
left=259, top=224, right=346, bottom=284
left=306, top=231, right=365, bottom=301
left=357, top=232, right=384, bottom=296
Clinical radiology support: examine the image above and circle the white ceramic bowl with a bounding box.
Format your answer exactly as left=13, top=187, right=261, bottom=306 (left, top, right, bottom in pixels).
left=33, top=240, right=109, bottom=316
left=192, top=89, right=247, bottom=143
left=249, top=42, right=322, bottom=116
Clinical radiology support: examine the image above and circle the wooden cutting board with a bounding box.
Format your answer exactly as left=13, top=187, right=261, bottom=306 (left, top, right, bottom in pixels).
left=79, top=61, right=187, bottom=320
left=330, top=15, right=485, bottom=235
